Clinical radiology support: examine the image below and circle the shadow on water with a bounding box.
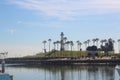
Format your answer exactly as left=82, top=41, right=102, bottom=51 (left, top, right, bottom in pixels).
left=6, top=65, right=115, bottom=80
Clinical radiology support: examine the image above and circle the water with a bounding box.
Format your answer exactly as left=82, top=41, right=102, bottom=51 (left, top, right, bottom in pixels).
left=3, top=65, right=119, bottom=80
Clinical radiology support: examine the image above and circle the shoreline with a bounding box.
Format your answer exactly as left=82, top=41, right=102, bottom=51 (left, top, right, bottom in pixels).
left=1, top=57, right=120, bottom=66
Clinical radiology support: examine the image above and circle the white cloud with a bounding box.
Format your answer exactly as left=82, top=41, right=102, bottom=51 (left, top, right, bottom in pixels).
left=8, top=0, right=120, bottom=19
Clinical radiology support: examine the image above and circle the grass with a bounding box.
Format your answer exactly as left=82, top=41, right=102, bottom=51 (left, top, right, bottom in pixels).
left=24, top=50, right=120, bottom=58
left=47, top=51, right=87, bottom=57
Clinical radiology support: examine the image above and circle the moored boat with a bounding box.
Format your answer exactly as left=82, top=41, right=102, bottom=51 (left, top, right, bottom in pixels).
left=115, top=65, right=120, bottom=76
left=0, top=73, right=13, bottom=80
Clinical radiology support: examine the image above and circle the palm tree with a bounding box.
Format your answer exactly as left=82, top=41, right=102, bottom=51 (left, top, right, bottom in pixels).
left=109, top=38, right=115, bottom=54
left=103, top=39, right=107, bottom=44
left=66, top=41, right=71, bottom=50
left=118, top=39, right=120, bottom=53
left=112, top=40, right=115, bottom=52
left=101, top=39, right=107, bottom=46
left=43, top=40, right=47, bottom=53
left=87, top=39, right=90, bottom=46
left=64, top=37, right=67, bottom=50
left=48, top=39, right=52, bottom=52
left=112, top=39, right=115, bottom=53
left=70, top=41, right=74, bottom=57
left=56, top=40, right=60, bottom=50
left=79, top=42, right=82, bottom=51
left=84, top=41, right=88, bottom=50
left=53, top=42, right=56, bottom=50
left=100, top=39, right=105, bottom=54
left=96, top=38, right=99, bottom=47
left=92, top=39, right=96, bottom=46
left=70, top=41, right=74, bottom=51
left=76, top=40, right=80, bottom=51
left=76, top=41, right=82, bottom=51
left=64, top=37, right=67, bottom=42
left=100, top=40, right=104, bottom=46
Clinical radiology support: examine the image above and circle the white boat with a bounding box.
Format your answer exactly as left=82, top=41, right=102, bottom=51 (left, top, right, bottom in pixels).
left=115, top=65, right=120, bottom=76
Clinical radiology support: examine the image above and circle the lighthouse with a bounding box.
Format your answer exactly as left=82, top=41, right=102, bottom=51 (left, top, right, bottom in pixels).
left=60, top=32, right=64, bottom=51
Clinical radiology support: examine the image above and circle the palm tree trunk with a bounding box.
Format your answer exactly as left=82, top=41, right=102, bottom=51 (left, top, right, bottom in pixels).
left=96, top=41, right=99, bottom=48
left=57, top=44, right=59, bottom=51
left=85, top=44, right=87, bottom=50
left=49, top=42, right=50, bottom=52
left=118, top=42, right=120, bottom=54
left=77, top=45, right=79, bottom=51
left=54, top=44, right=56, bottom=50
left=44, top=43, right=45, bottom=50
left=44, top=43, right=46, bottom=53
left=93, top=42, right=95, bottom=46
left=71, top=46, right=72, bottom=57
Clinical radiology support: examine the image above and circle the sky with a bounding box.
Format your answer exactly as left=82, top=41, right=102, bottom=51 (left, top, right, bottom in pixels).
left=0, top=0, right=120, bottom=57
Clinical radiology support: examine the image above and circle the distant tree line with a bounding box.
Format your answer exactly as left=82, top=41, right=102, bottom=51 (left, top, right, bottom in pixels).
left=42, top=32, right=120, bottom=57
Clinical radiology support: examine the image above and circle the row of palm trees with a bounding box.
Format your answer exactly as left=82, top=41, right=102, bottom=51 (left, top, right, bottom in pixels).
left=43, top=39, right=75, bottom=52
left=42, top=38, right=120, bottom=53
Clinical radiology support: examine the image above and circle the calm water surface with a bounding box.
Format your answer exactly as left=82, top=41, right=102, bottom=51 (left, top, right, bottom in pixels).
left=4, top=65, right=120, bottom=80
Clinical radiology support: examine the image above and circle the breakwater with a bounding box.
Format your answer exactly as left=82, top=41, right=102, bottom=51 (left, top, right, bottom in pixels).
left=1, top=57, right=120, bottom=66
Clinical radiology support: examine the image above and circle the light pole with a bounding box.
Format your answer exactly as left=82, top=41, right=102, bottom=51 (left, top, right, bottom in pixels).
left=0, top=52, right=8, bottom=73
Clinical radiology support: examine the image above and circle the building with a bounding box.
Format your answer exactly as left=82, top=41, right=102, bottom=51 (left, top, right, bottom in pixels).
left=86, top=46, right=98, bottom=57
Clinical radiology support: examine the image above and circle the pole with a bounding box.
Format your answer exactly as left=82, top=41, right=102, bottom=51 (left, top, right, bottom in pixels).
left=2, top=59, right=5, bottom=73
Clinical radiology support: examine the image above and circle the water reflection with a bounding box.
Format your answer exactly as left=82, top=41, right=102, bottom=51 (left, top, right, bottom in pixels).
left=5, top=65, right=115, bottom=80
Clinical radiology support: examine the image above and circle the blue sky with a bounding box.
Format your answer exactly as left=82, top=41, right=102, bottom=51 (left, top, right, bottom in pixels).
left=0, top=0, right=120, bottom=57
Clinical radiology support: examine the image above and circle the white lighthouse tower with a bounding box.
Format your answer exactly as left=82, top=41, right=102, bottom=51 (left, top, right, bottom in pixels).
left=60, top=32, right=64, bottom=51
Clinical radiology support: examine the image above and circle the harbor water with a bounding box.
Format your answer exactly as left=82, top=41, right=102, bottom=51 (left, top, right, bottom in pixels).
left=3, top=65, right=120, bottom=80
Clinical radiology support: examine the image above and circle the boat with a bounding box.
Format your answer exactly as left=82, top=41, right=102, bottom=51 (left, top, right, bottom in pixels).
left=0, top=73, right=13, bottom=80
left=115, top=65, right=120, bottom=76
